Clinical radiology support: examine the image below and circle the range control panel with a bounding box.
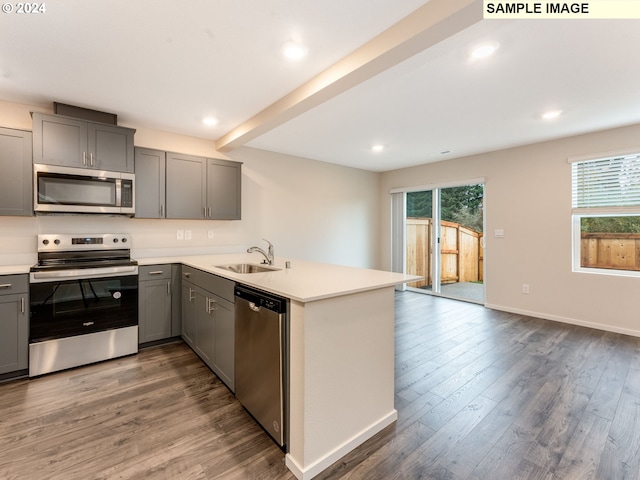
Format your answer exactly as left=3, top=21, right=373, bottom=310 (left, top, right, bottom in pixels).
left=37, top=234, right=132, bottom=252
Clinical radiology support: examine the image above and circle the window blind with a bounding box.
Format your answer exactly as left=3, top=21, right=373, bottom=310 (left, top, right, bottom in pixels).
left=572, top=153, right=640, bottom=209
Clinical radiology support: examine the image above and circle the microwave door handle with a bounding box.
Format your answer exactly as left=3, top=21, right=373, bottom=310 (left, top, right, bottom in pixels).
left=115, top=179, right=122, bottom=207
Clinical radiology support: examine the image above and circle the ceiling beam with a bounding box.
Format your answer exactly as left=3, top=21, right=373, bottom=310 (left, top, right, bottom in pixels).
left=215, top=0, right=483, bottom=152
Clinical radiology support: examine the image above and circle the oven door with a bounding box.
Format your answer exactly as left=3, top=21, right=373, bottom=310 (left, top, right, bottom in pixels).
left=29, top=272, right=138, bottom=343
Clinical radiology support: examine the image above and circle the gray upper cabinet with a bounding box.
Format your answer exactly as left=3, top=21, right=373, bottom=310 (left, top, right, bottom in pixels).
left=32, top=112, right=135, bottom=172
left=165, top=152, right=241, bottom=220
left=166, top=152, right=207, bottom=219
left=135, top=147, right=166, bottom=218
left=0, top=128, right=33, bottom=216
left=206, top=158, right=241, bottom=220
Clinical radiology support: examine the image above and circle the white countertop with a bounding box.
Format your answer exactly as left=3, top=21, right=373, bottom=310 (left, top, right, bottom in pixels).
left=0, top=254, right=420, bottom=302
left=138, top=254, right=420, bottom=302
left=0, top=265, right=32, bottom=275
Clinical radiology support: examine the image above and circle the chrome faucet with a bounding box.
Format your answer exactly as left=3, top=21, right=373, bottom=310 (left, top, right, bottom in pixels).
left=247, top=238, right=274, bottom=265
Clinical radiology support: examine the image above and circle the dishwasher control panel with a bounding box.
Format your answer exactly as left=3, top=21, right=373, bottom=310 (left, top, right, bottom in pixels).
left=234, top=285, right=287, bottom=314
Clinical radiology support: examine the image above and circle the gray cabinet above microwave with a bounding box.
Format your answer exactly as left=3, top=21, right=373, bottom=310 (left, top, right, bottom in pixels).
left=32, top=112, right=135, bottom=173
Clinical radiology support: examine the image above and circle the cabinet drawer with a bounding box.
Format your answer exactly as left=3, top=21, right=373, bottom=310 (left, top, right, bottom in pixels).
left=0, top=275, right=28, bottom=295
left=181, top=265, right=234, bottom=302
left=139, top=265, right=172, bottom=281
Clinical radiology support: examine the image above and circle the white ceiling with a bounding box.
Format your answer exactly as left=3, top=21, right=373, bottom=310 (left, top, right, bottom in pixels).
left=2, top=1, right=640, bottom=172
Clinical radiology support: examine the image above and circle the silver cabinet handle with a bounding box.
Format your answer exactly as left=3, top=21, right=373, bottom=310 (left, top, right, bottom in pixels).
left=208, top=207, right=211, bottom=218
left=206, top=297, right=216, bottom=314
left=20, top=297, right=25, bottom=314
left=148, top=270, right=164, bottom=275
left=82, top=152, right=87, bottom=166
left=189, top=287, right=195, bottom=301
left=0, top=284, right=12, bottom=289
left=167, top=281, right=171, bottom=296
left=183, top=272, right=191, bottom=278
left=160, top=204, right=164, bottom=217
left=90, top=153, right=94, bottom=167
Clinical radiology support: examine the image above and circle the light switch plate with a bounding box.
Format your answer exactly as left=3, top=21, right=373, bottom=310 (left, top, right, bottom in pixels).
left=176, top=230, right=184, bottom=240
left=184, top=230, right=192, bottom=240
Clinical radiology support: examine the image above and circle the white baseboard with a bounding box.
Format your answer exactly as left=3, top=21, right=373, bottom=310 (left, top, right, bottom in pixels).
left=484, top=303, right=640, bottom=338
left=285, top=409, right=398, bottom=480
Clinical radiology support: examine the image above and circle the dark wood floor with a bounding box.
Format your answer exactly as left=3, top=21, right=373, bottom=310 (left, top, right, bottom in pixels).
left=2, top=291, right=640, bottom=479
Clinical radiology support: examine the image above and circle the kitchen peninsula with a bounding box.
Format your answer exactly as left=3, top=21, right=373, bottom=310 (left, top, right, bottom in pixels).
left=139, top=253, right=420, bottom=480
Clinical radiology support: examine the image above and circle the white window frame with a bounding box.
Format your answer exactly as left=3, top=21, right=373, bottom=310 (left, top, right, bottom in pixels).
left=569, top=148, right=640, bottom=278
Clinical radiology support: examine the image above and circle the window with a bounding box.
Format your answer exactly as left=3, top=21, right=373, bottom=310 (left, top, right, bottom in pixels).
left=571, top=150, right=640, bottom=275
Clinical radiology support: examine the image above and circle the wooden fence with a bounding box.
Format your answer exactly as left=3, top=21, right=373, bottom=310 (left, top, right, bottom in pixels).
left=406, top=218, right=484, bottom=288
left=581, top=233, right=640, bottom=271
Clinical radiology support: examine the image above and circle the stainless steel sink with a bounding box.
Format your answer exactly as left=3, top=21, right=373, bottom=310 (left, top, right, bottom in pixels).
left=214, top=263, right=281, bottom=274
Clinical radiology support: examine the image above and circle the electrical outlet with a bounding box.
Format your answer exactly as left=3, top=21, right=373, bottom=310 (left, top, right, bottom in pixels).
left=184, top=230, right=192, bottom=240
left=522, top=284, right=530, bottom=294
left=176, top=230, right=184, bottom=240
left=207, top=230, right=215, bottom=239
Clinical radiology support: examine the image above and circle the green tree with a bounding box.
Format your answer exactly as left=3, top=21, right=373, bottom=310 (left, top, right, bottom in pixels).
left=407, top=184, right=484, bottom=232
left=581, top=216, right=640, bottom=233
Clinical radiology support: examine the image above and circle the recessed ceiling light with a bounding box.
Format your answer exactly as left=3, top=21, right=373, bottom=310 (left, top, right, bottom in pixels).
left=282, top=41, right=308, bottom=61
left=470, top=42, right=499, bottom=60
left=202, top=117, right=219, bottom=127
left=542, top=110, right=562, bottom=120
left=372, top=144, right=384, bottom=153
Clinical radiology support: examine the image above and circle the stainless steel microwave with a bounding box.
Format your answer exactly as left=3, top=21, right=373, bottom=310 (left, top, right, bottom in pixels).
left=34, top=164, right=135, bottom=215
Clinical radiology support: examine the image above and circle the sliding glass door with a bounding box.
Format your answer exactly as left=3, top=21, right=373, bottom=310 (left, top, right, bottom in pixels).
left=404, top=182, right=484, bottom=304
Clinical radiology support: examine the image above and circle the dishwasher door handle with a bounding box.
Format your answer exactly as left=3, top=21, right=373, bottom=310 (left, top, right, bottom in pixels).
left=249, top=302, right=261, bottom=313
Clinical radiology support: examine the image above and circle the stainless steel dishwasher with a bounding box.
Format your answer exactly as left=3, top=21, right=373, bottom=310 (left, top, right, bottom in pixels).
left=235, top=284, right=287, bottom=447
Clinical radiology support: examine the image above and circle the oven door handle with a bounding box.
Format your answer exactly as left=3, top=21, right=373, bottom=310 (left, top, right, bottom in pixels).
left=30, top=266, right=138, bottom=283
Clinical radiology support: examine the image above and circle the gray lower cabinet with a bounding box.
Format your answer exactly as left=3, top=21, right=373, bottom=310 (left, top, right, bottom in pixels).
left=0, top=275, right=29, bottom=375
left=166, top=152, right=241, bottom=220
left=0, top=128, right=33, bottom=217
left=181, top=266, right=235, bottom=391
left=138, top=265, right=175, bottom=345
left=181, top=280, right=197, bottom=348
left=134, top=147, right=166, bottom=218
left=32, top=112, right=135, bottom=172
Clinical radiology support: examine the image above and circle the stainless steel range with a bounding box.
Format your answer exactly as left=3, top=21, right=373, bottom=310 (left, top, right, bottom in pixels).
left=29, top=233, right=139, bottom=377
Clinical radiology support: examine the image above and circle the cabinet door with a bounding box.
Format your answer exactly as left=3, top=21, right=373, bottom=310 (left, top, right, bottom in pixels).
left=195, top=289, right=215, bottom=366
left=138, top=279, right=172, bottom=344
left=206, top=158, right=241, bottom=220
left=166, top=153, right=206, bottom=219
left=0, top=128, right=32, bottom=216
left=212, top=295, right=235, bottom=391
left=181, top=281, right=197, bottom=348
left=135, top=148, right=166, bottom=218
left=88, top=123, right=134, bottom=172
left=32, top=112, right=87, bottom=167
left=171, top=264, right=182, bottom=337
left=0, top=293, right=28, bottom=374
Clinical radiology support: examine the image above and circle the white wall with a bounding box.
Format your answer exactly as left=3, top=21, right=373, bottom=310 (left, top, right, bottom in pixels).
left=0, top=100, right=380, bottom=268
left=380, top=122, right=640, bottom=337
